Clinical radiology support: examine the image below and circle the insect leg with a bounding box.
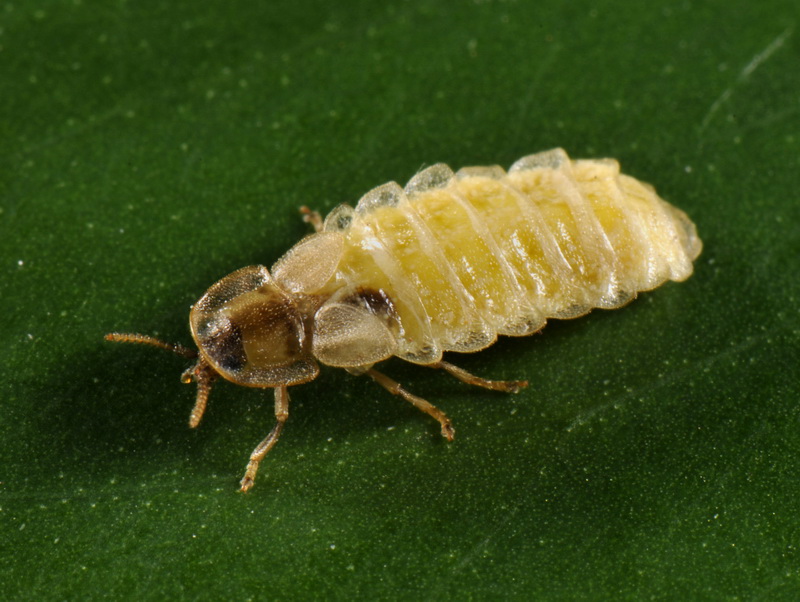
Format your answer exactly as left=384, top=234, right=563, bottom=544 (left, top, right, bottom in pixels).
left=299, top=206, right=324, bottom=233
left=240, top=386, right=290, bottom=492
left=181, top=359, right=218, bottom=428
left=366, top=369, right=455, bottom=441
left=431, top=360, right=528, bottom=393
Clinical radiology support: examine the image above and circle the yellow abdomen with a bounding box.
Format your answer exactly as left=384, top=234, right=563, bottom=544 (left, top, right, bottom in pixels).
left=326, top=148, right=702, bottom=364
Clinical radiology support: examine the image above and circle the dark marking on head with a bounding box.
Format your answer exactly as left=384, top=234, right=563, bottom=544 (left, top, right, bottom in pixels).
left=202, top=320, right=245, bottom=372
left=196, top=314, right=245, bottom=369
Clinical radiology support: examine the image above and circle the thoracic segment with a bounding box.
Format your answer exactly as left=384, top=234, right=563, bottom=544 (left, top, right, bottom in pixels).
left=328, top=148, right=702, bottom=364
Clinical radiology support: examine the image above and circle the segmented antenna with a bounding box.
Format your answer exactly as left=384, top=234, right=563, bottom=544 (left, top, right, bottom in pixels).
left=104, top=332, right=198, bottom=359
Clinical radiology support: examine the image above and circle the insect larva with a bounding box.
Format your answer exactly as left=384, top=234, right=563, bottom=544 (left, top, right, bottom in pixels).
left=106, top=147, right=702, bottom=491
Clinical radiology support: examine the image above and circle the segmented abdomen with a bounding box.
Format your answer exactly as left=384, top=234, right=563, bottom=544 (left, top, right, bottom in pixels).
left=324, top=148, right=702, bottom=364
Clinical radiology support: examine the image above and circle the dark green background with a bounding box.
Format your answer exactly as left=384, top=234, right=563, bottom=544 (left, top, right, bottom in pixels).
left=3, top=0, right=799, bottom=599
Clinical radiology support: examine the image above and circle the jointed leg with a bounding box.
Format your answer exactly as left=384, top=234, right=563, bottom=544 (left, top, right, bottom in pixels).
left=299, top=206, right=324, bottom=233
left=367, top=368, right=455, bottom=441
left=240, top=386, right=290, bottom=492
left=431, top=360, right=528, bottom=393
left=182, top=359, right=218, bottom=428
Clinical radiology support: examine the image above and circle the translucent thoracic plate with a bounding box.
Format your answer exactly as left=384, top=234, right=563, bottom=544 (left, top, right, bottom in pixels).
left=272, top=232, right=344, bottom=294
left=312, top=302, right=397, bottom=367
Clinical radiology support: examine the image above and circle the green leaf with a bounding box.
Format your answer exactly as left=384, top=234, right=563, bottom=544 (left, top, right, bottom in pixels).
left=3, top=0, right=799, bottom=598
